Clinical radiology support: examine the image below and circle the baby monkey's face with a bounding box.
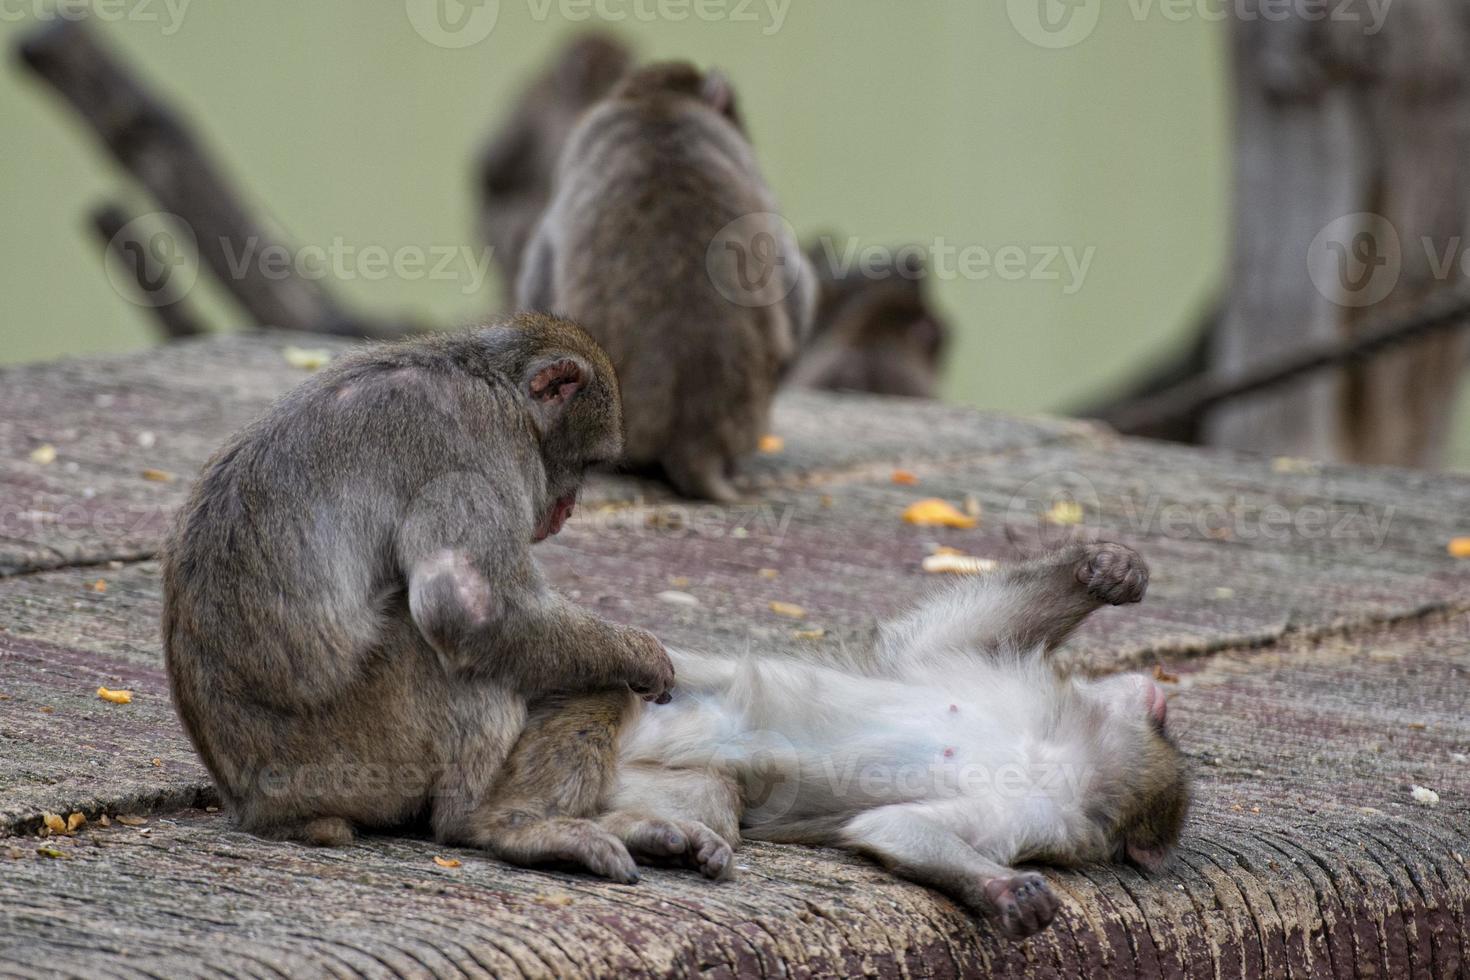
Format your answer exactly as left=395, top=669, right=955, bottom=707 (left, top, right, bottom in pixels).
left=1083, top=671, right=1190, bottom=871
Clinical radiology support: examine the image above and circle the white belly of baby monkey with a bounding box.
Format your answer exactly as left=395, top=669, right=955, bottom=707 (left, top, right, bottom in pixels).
left=618, top=647, right=1112, bottom=866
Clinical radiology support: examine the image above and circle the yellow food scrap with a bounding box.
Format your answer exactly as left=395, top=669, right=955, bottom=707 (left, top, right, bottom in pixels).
left=921, top=554, right=997, bottom=576
left=792, top=628, right=826, bottom=640
left=66, top=812, right=86, bottom=832
left=97, top=687, right=133, bottom=705
left=757, top=434, right=784, bottom=454
left=283, top=346, right=333, bottom=371
left=433, top=855, right=463, bottom=868
left=930, top=545, right=965, bottom=556
left=535, top=892, right=575, bottom=908
left=1271, top=456, right=1320, bottom=475
left=36, top=846, right=67, bottom=859
left=1448, top=537, right=1470, bottom=559
left=1043, top=500, right=1084, bottom=526
left=41, top=813, right=67, bottom=835
left=141, top=468, right=176, bottom=483
left=891, top=470, right=919, bottom=486
left=769, top=601, right=806, bottom=619
left=901, top=498, right=977, bottom=529
left=29, top=444, right=57, bottom=465
left=91, top=579, right=107, bottom=594
left=757, top=568, right=779, bottom=580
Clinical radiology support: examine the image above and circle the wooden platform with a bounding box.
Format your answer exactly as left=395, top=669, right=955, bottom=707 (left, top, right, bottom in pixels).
left=1, top=333, right=1467, bottom=978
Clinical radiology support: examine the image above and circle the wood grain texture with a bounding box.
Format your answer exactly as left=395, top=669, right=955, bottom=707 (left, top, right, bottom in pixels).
left=2, top=334, right=1467, bottom=977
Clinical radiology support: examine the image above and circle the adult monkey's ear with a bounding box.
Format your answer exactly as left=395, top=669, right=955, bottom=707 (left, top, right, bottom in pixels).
left=700, top=69, right=744, bottom=131
left=526, top=356, right=587, bottom=429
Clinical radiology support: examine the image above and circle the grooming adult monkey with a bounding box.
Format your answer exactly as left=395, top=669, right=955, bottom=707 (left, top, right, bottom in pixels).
left=477, top=32, right=633, bottom=296
left=518, top=62, right=816, bottom=501
left=163, top=313, right=728, bottom=881
left=610, top=542, right=1190, bottom=937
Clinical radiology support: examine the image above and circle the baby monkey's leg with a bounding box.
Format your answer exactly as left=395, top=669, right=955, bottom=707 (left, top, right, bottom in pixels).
left=442, top=690, right=642, bottom=883
left=879, top=542, right=1148, bottom=661
left=602, top=763, right=740, bottom=880
left=841, top=804, right=1060, bottom=939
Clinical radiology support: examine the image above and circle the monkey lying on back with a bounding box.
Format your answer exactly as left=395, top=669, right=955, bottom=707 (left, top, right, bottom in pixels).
left=163, top=313, right=730, bottom=881
left=518, top=62, right=815, bottom=501
left=608, top=542, right=1190, bottom=938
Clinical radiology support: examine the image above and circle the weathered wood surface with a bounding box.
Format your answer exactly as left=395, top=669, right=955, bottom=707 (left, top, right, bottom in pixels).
left=1, top=334, right=1468, bottom=978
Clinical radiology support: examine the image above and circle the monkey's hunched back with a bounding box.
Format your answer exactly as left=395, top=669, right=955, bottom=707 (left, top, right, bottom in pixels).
left=518, top=62, right=815, bottom=502
left=160, top=314, right=684, bottom=863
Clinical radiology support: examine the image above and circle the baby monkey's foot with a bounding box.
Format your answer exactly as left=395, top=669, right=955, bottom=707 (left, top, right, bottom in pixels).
left=1075, top=542, right=1148, bottom=606
left=982, top=871, right=1060, bottom=939
left=601, top=812, right=734, bottom=880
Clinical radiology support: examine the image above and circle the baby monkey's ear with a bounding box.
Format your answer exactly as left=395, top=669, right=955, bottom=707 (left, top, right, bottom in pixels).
left=526, top=357, right=587, bottom=428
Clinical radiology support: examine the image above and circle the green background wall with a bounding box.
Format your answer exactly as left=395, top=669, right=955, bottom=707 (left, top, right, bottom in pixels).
left=1, top=2, right=1465, bottom=465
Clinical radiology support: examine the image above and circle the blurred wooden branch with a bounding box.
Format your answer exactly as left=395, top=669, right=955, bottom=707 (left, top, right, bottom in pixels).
left=18, top=17, right=406, bottom=340
left=1100, top=288, right=1470, bottom=438
left=91, top=203, right=210, bottom=340
left=1204, top=0, right=1470, bottom=466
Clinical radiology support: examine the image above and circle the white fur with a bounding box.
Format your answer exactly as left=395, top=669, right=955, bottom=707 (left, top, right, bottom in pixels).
left=617, top=584, right=1156, bottom=868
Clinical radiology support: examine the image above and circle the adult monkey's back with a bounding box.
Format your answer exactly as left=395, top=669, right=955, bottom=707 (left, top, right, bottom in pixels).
left=518, top=62, right=816, bottom=502
left=161, top=313, right=712, bottom=880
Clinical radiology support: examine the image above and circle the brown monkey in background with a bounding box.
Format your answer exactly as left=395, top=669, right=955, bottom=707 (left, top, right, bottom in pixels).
left=476, top=33, right=633, bottom=297
left=518, top=62, right=816, bottom=502
left=788, top=239, right=950, bottom=399
left=163, top=313, right=729, bottom=882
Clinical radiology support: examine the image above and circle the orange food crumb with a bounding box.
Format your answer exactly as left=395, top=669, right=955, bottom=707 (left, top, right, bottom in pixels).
left=141, top=468, right=176, bottom=483
left=1448, top=537, right=1470, bottom=559
left=891, top=470, right=919, bottom=486
left=902, top=499, right=977, bottom=529
left=91, top=579, right=107, bottom=593
left=97, top=687, right=132, bottom=705
left=433, top=855, right=462, bottom=868
left=758, top=434, right=784, bottom=453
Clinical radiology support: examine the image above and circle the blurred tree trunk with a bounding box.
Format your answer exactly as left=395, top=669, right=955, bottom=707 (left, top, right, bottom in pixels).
left=1206, top=0, right=1470, bottom=465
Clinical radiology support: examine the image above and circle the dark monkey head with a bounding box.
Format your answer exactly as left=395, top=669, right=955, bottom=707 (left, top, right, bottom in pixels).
left=479, top=32, right=633, bottom=201
left=1083, top=673, right=1191, bottom=871
left=609, top=60, right=747, bottom=133
left=489, top=314, right=623, bottom=540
